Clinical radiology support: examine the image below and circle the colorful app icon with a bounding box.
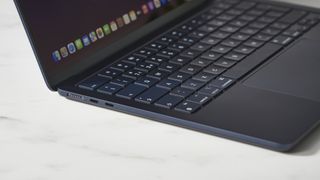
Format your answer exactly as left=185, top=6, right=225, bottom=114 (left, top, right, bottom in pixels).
left=60, top=47, right=69, bottom=58
left=82, top=35, right=91, bottom=46
left=116, top=17, right=124, bottom=28
left=148, top=1, right=155, bottom=11
left=89, top=31, right=98, bottom=42
left=129, top=10, right=137, bottom=21
left=154, top=0, right=161, bottom=8
left=160, top=0, right=168, bottom=5
left=96, top=27, right=105, bottom=39
left=52, top=50, right=61, bottom=62
left=74, top=39, right=83, bottom=50
left=110, top=21, right=118, bottom=32
left=142, top=4, right=149, bottom=14
left=67, top=42, right=76, bottom=54
left=123, top=14, right=131, bottom=25
left=103, top=24, right=111, bottom=35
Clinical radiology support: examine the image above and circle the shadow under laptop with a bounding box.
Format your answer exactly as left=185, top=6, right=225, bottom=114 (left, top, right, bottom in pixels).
left=290, top=125, right=320, bottom=156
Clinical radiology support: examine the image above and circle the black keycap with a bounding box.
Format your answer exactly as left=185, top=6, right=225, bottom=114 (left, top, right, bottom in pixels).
left=240, top=27, right=259, bottom=35
left=157, top=79, right=180, bottom=90
left=224, top=52, right=246, bottom=61
left=270, top=22, right=289, bottom=30
left=262, top=28, right=281, bottom=36
left=209, top=77, right=235, bottom=89
left=271, top=35, right=293, bottom=45
left=198, top=25, right=217, bottom=33
left=180, top=49, right=202, bottom=59
left=135, top=87, right=169, bottom=104
left=214, top=58, right=237, bottom=68
left=199, top=85, right=221, bottom=97
left=159, top=63, right=180, bottom=73
left=187, top=93, right=212, bottom=105
left=135, top=77, right=159, bottom=88
left=208, top=19, right=226, bottom=27
left=169, top=72, right=192, bottom=82
left=180, top=64, right=202, bottom=75
left=175, top=101, right=201, bottom=114
left=146, top=42, right=165, bottom=51
left=239, top=14, right=256, bottom=22
left=171, top=87, right=194, bottom=98
left=147, top=69, right=170, bottom=80
left=146, top=55, right=168, bottom=65
left=217, top=14, right=236, bottom=21
left=221, top=39, right=241, bottom=47
left=210, top=31, right=230, bottom=39
left=191, top=58, right=211, bottom=67
left=193, top=72, right=216, bottom=82
left=230, top=33, right=250, bottom=41
left=110, top=77, right=134, bottom=87
left=211, top=45, right=232, bottom=54
left=190, top=43, right=211, bottom=52
left=178, top=24, right=194, bottom=32
left=200, top=37, right=221, bottom=45
left=116, top=84, right=146, bottom=100
left=220, top=25, right=239, bottom=33
left=169, top=56, right=192, bottom=66
left=181, top=79, right=206, bottom=90
left=155, top=95, right=184, bottom=109
left=97, top=83, right=122, bottom=95
left=157, top=49, right=180, bottom=59
left=249, top=22, right=268, bottom=29
left=230, top=20, right=248, bottom=27
left=201, top=51, right=222, bottom=61
left=98, top=68, right=122, bottom=79
left=188, top=30, right=207, bottom=40
left=167, top=29, right=185, bottom=38
left=257, top=16, right=276, bottom=24
left=122, top=55, right=145, bottom=65
left=110, top=62, right=134, bottom=72
left=135, top=62, right=156, bottom=72
left=157, top=36, right=177, bottom=45
left=79, top=76, right=109, bottom=91
left=253, top=33, right=272, bottom=41
left=234, top=46, right=255, bottom=54
left=134, top=48, right=157, bottom=58
left=122, top=69, right=145, bottom=80
left=169, top=43, right=188, bottom=52
left=244, top=39, right=264, bottom=48
left=279, top=10, right=306, bottom=24
left=266, top=11, right=284, bottom=18
left=179, top=37, right=197, bottom=45
left=204, top=65, right=226, bottom=75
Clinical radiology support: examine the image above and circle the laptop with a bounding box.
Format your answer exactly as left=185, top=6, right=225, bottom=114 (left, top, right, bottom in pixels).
left=14, top=0, right=320, bottom=151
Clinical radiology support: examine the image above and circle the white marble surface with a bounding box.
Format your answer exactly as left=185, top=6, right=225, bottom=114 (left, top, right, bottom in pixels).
left=1, top=0, right=320, bottom=179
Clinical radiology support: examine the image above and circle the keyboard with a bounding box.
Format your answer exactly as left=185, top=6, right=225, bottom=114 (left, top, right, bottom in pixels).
left=78, top=0, right=320, bottom=114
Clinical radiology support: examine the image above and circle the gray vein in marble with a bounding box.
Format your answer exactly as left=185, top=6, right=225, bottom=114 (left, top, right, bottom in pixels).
left=74, top=144, right=166, bottom=163
left=0, top=116, right=23, bottom=123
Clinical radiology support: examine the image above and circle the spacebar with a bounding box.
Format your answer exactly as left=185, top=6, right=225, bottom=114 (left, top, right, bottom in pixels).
left=223, top=43, right=283, bottom=79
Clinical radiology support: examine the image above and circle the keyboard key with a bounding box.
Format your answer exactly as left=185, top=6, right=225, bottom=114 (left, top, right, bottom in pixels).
left=188, top=30, right=207, bottom=39
left=122, top=69, right=145, bottom=80
left=234, top=46, right=255, bottom=54
left=193, top=72, right=216, bottom=82
left=146, top=42, right=165, bottom=51
left=230, top=33, right=250, bottom=41
left=175, top=101, right=201, bottom=114
left=134, top=48, right=157, bottom=58
left=169, top=43, right=188, bottom=52
left=97, top=83, right=122, bottom=95
left=214, top=58, right=237, bottom=68
left=209, top=77, right=235, bottom=89
left=169, top=56, right=192, bottom=66
left=157, top=49, right=180, bottom=59
left=135, top=77, right=159, bottom=87
left=158, top=63, right=180, bottom=73
left=135, top=62, right=156, bottom=72
left=122, top=55, right=145, bottom=65
left=180, top=64, right=202, bottom=75
left=210, top=31, right=230, bottom=39
left=110, top=62, right=134, bottom=72
left=116, top=84, right=146, bottom=100
left=211, top=45, right=232, bottom=54
left=244, top=39, right=264, bottom=48
left=253, top=33, right=272, bottom=41
left=147, top=69, right=170, bottom=80
left=157, top=79, right=180, bottom=90
left=201, top=51, right=222, bottom=61
left=199, top=85, right=221, bottom=97
left=79, top=76, right=109, bottom=91
left=187, top=93, right=212, bottom=105
left=191, top=58, right=211, bottom=67
left=179, top=37, right=197, bottom=45
left=146, top=55, right=168, bottom=65
left=157, top=36, right=177, bottom=45
left=110, top=76, right=134, bottom=87
left=204, top=65, right=226, bottom=75
left=171, top=87, right=194, bottom=98
left=135, top=87, right=169, bottom=104
left=181, top=79, right=206, bottom=90
left=155, top=95, right=184, bottom=109
left=224, top=52, right=246, bottom=61
left=169, top=72, right=192, bottom=82
left=191, top=43, right=211, bottom=52
left=221, top=39, right=241, bottom=47
left=98, top=68, right=122, bottom=79
left=180, top=49, right=202, bottom=59
left=279, top=10, right=306, bottom=24
left=201, top=37, right=221, bottom=45
left=271, top=35, right=293, bottom=45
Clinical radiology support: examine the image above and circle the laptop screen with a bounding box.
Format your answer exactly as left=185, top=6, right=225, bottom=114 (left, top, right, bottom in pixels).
left=17, top=0, right=198, bottom=88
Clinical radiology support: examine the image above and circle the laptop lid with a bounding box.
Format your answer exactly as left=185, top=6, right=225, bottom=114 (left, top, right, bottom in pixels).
left=14, top=0, right=207, bottom=90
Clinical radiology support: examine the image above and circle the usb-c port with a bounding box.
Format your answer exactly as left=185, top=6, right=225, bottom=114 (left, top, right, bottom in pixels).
left=89, top=99, right=99, bottom=104
left=105, top=102, right=114, bottom=107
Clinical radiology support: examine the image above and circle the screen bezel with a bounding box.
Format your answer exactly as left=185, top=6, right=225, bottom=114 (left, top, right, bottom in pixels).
left=14, top=0, right=208, bottom=91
